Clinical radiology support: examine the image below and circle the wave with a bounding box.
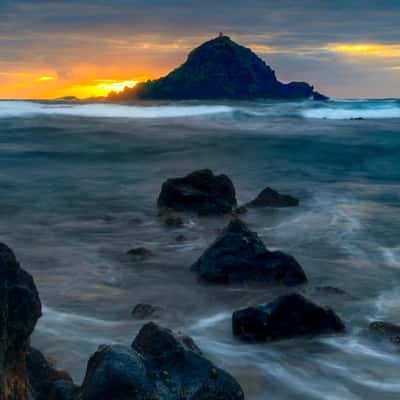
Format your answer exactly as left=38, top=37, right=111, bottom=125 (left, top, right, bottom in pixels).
left=2, top=99, right=400, bottom=121
left=302, top=105, right=400, bottom=120
left=0, top=101, right=233, bottom=119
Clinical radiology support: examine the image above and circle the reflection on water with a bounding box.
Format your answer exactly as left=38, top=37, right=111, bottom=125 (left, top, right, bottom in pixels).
left=0, top=99, right=400, bottom=399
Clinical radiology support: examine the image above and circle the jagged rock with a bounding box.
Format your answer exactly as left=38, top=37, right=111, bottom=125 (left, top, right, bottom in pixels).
left=369, top=321, right=400, bottom=345
left=248, top=187, right=299, bottom=208
left=131, top=304, right=163, bottom=320
left=158, top=169, right=237, bottom=216
left=132, top=322, right=202, bottom=356
left=132, top=322, right=243, bottom=400
left=232, top=293, right=345, bottom=342
left=27, top=347, right=76, bottom=400
left=192, top=219, right=307, bottom=285
left=79, top=345, right=156, bottom=400
left=127, top=247, right=153, bottom=261
left=79, top=323, right=243, bottom=400
left=0, top=243, right=42, bottom=400
left=109, top=35, right=325, bottom=101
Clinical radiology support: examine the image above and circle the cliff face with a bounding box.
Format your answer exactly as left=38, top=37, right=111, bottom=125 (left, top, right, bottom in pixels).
left=110, top=35, right=326, bottom=101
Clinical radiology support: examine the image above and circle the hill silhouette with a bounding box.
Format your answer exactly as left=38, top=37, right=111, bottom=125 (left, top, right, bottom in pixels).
left=109, top=35, right=326, bottom=101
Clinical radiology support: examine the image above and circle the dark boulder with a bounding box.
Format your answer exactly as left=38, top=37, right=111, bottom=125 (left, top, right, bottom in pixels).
left=369, top=321, right=400, bottom=345
left=158, top=169, right=237, bottom=216
left=79, top=345, right=156, bottom=400
left=0, top=243, right=42, bottom=400
left=132, top=322, right=202, bottom=357
left=79, top=322, right=244, bottom=400
left=132, top=322, right=244, bottom=400
left=248, top=187, right=299, bottom=208
left=192, top=219, right=307, bottom=285
left=232, top=293, right=345, bottom=342
left=27, top=347, right=76, bottom=400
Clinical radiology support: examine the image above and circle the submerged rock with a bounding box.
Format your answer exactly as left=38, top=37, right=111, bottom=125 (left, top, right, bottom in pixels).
left=0, top=243, right=42, bottom=400
left=162, top=213, right=185, bottom=227
left=131, top=303, right=163, bottom=320
left=158, top=169, right=237, bottom=216
left=127, top=247, right=153, bottom=261
left=248, top=187, right=299, bottom=208
left=232, top=293, right=345, bottom=342
left=369, top=321, right=400, bottom=345
left=192, top=219, right=307, bottom=285
left=80, top=322, right=243, bottom=400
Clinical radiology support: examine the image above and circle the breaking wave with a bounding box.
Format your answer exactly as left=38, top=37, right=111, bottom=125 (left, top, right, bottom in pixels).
left=0, top=101, right=233, bottom=119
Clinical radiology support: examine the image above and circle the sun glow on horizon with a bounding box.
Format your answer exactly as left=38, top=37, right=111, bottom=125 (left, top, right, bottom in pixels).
left=0, top=73, right=146, bottom=99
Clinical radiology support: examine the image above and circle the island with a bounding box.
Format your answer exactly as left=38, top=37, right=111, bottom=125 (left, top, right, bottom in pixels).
left=109, top=34, right=327, bottom=101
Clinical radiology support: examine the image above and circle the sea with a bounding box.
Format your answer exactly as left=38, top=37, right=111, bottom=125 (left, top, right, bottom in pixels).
left=1, top=98, right=400, bottom=399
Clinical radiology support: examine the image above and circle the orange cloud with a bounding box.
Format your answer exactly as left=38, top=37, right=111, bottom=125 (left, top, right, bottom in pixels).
left=327, top=43, right=400, bottom=58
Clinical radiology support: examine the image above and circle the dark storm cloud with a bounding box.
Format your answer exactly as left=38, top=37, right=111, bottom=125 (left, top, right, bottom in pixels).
left=1, top=0, right=399, bottom=97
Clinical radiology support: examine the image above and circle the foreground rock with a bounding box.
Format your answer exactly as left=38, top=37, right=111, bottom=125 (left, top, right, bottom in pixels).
left=79, top=322, right=244, bottom=400
left=27, top=347, right=76, bottom=400
left=158, top=169, right=237, bottom=216
left=369, top=321, right=400, bottom=345
left=233, top=293, right=345, bottom=342
left=192, top=219, right=307, bottom=285
left=248, top=187, right=299, bottom=208
left=0, top=243, right=42, bottom=400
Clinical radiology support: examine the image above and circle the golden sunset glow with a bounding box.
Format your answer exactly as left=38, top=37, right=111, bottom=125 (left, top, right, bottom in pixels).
left=0, top=72, right=147, bottom=100
left=38, top=76, right=57, bottom=81
left=327, top=43, right=400, bottom=58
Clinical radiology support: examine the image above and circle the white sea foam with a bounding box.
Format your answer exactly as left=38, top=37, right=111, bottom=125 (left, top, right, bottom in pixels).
left=302, top=106, right=400, bottom=120
left=0, top=101, right=233, bottom=119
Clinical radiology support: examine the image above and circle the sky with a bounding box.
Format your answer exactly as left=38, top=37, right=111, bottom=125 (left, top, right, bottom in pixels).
left=0, top=0, right=399, bottom=99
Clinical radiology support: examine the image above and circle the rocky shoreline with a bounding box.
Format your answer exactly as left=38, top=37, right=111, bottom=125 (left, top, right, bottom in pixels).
left=2, top=169, right=395, bottom=400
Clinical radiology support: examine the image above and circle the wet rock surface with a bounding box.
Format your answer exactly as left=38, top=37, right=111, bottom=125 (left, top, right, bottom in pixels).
left=369, top=321, right=400, bottom=345
left=158, top=169, right=237, bottom=216
left=192, top=219, right=307, bottom=285
left=247, top=187, right=299, bottom=208
left=232, top=293, right=345, bottom=342
left=0, top=243, right=42, bottom=400
left=79, top=322, right=244, bottom=400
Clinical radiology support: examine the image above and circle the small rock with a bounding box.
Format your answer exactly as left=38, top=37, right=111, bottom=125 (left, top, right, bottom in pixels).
left=131, top=304, right=162, bottom=320
left=369, top=321, right=400, bottom=345
left=126, top=247, right=152, bottom=261
left=248, top=187, right=299, bottom=208
left=163, top=215, right=184, bottom=227
left=232, top=293, right=345, bottom=342
left=175, top=234, right=187, bottom=242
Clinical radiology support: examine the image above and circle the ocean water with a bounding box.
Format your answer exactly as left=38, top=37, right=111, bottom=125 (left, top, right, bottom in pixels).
left=1, top=98, right=400, bottom=399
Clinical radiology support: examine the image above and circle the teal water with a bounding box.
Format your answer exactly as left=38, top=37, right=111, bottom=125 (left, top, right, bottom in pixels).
left=1, top=99, right=400, bottom=399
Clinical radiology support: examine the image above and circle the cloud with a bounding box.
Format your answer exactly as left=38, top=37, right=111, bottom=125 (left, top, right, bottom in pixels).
left=1, top=0, right=400, bottom=98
